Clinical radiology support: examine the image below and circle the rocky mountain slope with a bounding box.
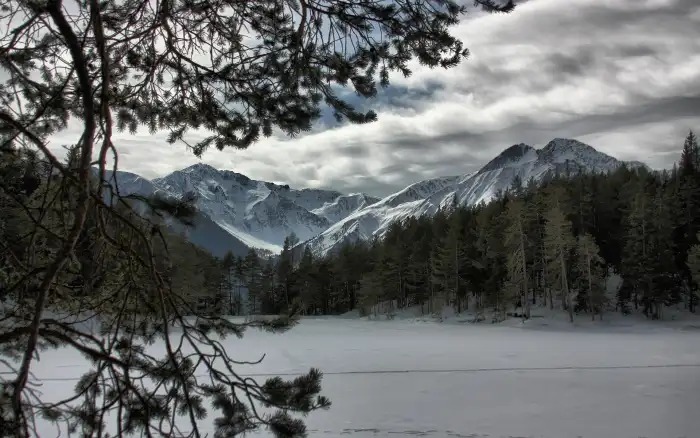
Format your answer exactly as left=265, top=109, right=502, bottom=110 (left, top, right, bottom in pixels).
left=302, top=138, right=648, bottom=256
left=103, top=138, right=647, bottom=259
left=103, top=164, right=380, bottom=257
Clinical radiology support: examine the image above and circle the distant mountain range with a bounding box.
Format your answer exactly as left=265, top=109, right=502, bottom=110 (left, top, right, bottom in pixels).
left=103, top=164, right=380, bottom=257
left=106, top=138, right=647, bottom=258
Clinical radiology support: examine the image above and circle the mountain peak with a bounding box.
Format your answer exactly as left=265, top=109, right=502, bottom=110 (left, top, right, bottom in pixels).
left=542, top=138, right=594, bottom=153
left=182, top=162, right=218, bottom=174
left=480, top=143, right=536, bottom=173
left=537, top=138, right=614, bottom=168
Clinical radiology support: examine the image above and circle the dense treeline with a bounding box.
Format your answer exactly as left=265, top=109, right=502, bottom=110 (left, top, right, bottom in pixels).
left=222, top=132, right=700, bottom=321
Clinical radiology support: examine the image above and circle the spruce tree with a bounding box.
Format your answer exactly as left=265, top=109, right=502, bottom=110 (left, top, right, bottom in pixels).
left=621, top=191, right=653, bottom=313
left=431, top=211, right=468, bottom=312
left=472, top=205, right=504, bottom=318
left=260, top=259, right=281, bottom=314
left=504, top=198, right=532, bottom=319
left=244, top=249, right=263, bottom=314
left=688, top=234, right=700, bottom=288
left=646, top=189, right=679, bottom=318
left=334, top=243, right=364, bottom=312
left=575, top=233, right=606, bottom=320
left=277, top=236, right=295, bottom=307
left=544, top=204, right=576, bottom=322
left=680, top=130, right=699, bottom=176
left=358, top=273, right=383, bottom=318
left=221, top=251, right=236, bottom=314
left=297, top=246, right=316, bottom=312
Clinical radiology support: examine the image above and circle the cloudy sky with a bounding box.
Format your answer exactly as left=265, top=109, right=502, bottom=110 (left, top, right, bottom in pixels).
left=48, top=0, right=700, bottom=197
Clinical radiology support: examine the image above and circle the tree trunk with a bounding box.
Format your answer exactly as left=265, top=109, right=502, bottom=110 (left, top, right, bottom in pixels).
left=586, top=247, right=594, bottom=321
left=545, top=258, right=553, bottom=310
left=228, top=269, right=234, bottom=315
left=518, top=219, right=530, bottom=319
left=561, top=251, right=573, bottom=323
left=541, top=222, right=552, bottom=310
left=428, top=287, right=432, bottom=315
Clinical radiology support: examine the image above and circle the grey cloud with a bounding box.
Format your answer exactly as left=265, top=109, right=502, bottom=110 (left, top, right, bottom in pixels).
left=545, top=52, right=595, bottom=78
left=395, top=94, right=700, bottom=153
left=294, top=163, right=320, bottom=182
left=45, top=0, right=700, bottom=198
left=338, top=143, right=370, bottom=158
left=558, top=96, right=700, bottom=141
left=616, top=45, right=659, bottom=59
left=342, top=0, right=700, bottom=194
left=345, top=94, right=700, bottom=196
left=376, top=130, right=488, bottom=154
left=376, top=94, right=700, bottom=186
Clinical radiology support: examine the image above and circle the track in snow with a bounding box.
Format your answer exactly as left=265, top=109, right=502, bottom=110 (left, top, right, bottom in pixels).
left=29, top=362, right=700, bottom=381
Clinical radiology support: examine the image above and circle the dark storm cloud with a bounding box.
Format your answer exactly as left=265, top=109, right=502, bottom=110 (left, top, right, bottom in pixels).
left=378, top=94, right=700, bottom=156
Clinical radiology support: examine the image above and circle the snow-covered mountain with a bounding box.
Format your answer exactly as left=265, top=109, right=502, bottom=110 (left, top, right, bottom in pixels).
left=103, top=138, right=647, bottom=259
left=303, top=138, right=648, bottom=256
left=104, top=164, right=380, bottom=257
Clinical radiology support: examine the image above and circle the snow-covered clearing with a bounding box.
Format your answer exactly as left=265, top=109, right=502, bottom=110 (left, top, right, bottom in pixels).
left=21, top=317, right=700, bottom=438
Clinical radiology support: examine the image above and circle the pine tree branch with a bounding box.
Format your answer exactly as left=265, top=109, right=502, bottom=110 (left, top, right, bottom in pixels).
left=9, top=0, right=97, bottom=423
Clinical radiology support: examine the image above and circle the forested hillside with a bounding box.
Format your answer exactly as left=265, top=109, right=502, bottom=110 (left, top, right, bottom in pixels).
left=0, top=145, right=223, bottom=319
left=221, top=132, right=700, bottom=322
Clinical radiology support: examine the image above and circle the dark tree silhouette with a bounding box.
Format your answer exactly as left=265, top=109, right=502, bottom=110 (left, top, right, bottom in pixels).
left=0, top=0, right=515, bottom=436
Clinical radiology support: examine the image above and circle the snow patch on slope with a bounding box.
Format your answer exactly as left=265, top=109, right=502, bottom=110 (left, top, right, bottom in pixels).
left=304, top=176, right=459, bottom=255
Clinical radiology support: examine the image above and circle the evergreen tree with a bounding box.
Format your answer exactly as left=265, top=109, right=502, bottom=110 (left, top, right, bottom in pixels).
left=244, top=249, right=263, bottom=314
left=297, top=246, right=316, bottom=312
left=221, top=251, right=237, bottom=314
left=431, top=211, right=468, bottom=312
left=277, top=236, right=295, bottom=307
left=620, top=190, right=653, bottom=313
left=379, top=222, right=412, bottom=311
left=575, top=233, right=606, bottom=319
left=675, top=132, right=700, bottom=312
left=509, top=174, right=524, bottom=197
left=358, top=273, right=383, bottom=318
left=544, top=204, right=576, bottom=322
left=233, top=256, right=246, bottom=315
left=680, top=130, right=699, bottom=176
left=472, top=205, right=505, bottom=318
left=688, top=234, right=700, bottom=288
left=504, top=198, right=532, bottom=319
left=288, top=232, right=301, bottom=266
left=645, top=189, right=679, bottom=318
left=260, top=259, right=281, bottom=314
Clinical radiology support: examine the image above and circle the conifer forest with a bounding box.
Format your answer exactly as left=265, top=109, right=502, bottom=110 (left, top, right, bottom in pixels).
left=219, top=131, right=700, bottom=323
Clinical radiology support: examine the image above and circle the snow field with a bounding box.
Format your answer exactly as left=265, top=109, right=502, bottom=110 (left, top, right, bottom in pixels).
left=14, top=318, right=700, bottom=437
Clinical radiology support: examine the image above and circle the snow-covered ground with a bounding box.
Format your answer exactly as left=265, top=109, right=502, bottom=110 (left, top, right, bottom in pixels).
left=19, top=317, right=700, bottom=438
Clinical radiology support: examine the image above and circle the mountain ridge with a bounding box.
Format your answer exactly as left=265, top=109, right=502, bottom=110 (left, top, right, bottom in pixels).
left=102, top=138, right=649, bottom=259
left=103, top=163, right=381, bottom=257
left=302, top=138, right=649, bottom=256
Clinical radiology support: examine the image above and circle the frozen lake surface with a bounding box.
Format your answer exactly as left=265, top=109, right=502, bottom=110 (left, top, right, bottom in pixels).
left=26, top=318, right=700, bottom=438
